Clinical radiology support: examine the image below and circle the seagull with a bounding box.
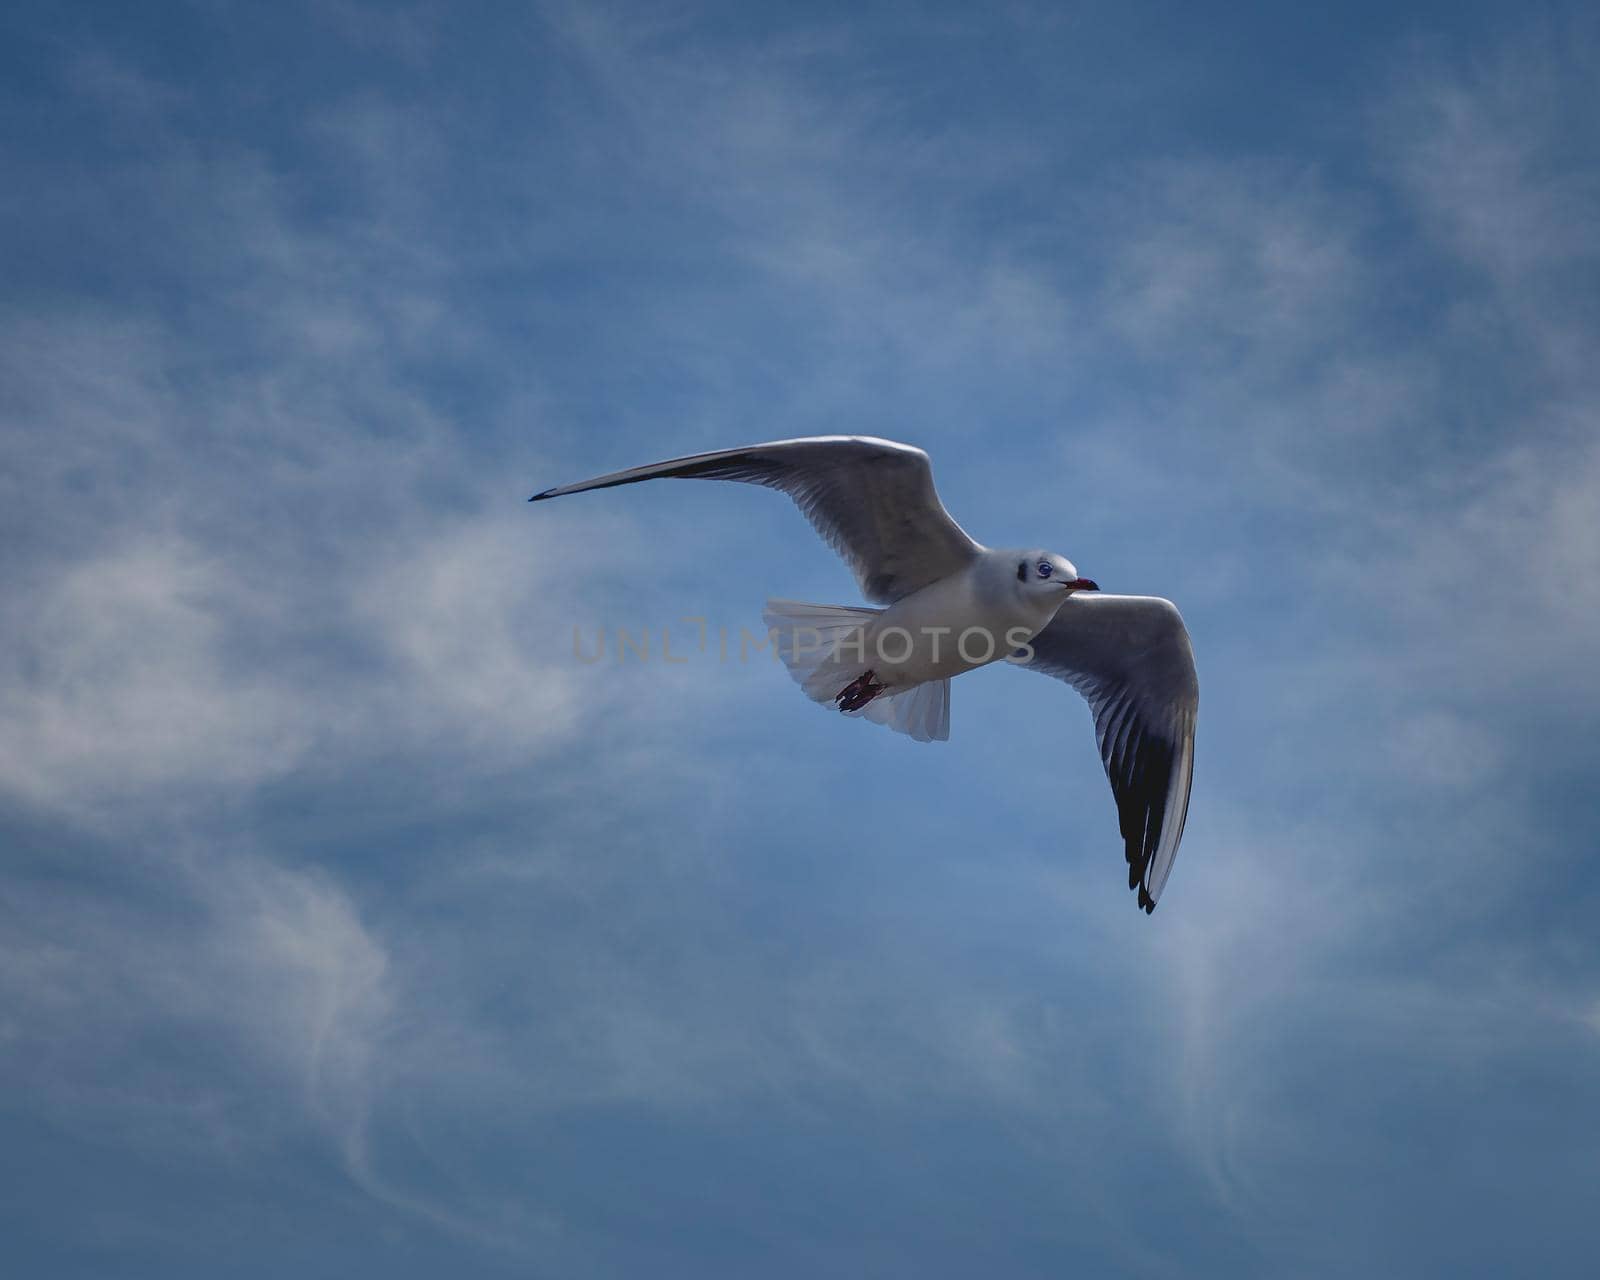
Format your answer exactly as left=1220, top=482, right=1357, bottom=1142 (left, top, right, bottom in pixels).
left=530, top=436, right=1197, bottom=913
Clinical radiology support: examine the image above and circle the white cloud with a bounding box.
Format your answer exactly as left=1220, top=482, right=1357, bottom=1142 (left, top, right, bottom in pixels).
left=1384, top=29, right=1600, bottom=282
left=1101, top=160, right=1366, bottom=362
left=1381, top=23, right=1600, bottom=386
left=352, top=511, right=586, bottom=753
left=0, top=61, right=600, bottom=1243
left=0, top=117, right=601, bottom=812
left=1388, top=709, right=1503, bottom=787
left=1373, top=427, right=1600, bottom=705
left=0, top=536, right=314, bottom=807
left=0, top=848, right=390, bottom=1150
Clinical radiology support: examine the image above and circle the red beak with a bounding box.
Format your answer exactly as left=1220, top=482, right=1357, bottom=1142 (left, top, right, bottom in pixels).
left=1067, top=578, right=1099, bottom=591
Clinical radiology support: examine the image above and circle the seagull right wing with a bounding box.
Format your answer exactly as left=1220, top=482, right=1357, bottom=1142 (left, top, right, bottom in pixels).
left=1018, top=593, right=1199, bottom=913
left=529, top=436, right=983, bottom=603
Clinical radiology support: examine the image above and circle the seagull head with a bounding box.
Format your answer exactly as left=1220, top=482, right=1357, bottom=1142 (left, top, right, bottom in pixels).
left=1014, top=551, right=1099, bottom=598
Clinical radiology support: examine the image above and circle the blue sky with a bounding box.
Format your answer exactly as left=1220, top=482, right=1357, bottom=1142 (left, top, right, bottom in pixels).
left=3, top=1, right=1599, bottom=1275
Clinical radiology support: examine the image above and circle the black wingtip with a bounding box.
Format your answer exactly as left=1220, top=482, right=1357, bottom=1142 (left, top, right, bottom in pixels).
left=1138, top=885, right=1155, bottom=913
left=528, top=488, right=556, bottom=502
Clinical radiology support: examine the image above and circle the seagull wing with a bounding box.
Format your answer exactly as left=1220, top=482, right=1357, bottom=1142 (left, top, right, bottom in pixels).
left=529, top=436, right=982, bottom=604
left=1018, top=593, right=1198, bottom=913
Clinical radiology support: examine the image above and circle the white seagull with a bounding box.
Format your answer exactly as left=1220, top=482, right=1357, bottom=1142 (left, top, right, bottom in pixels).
left=530, top=436, right=1197, bottom=913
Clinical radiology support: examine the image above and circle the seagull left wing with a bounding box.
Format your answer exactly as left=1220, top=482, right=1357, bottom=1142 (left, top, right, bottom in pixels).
left=529, top=436, right=982, bottom=604
left=1019, top=594, right=1198, bottom=914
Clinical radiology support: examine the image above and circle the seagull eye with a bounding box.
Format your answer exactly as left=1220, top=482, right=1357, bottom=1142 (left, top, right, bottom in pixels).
left=1036, top=561, right=1052, bottom=578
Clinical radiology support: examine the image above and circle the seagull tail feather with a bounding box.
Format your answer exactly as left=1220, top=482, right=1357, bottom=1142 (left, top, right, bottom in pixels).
left=760, top=600, right=950, bottom=743
left=761, top=600, right=881, bottom=702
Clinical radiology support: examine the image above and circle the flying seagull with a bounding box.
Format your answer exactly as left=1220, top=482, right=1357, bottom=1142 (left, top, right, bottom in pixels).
left=530, top=436, right=1197, bottom=913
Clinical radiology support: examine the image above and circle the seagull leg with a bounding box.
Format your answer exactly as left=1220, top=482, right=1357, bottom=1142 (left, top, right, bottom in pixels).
left=835, top=671, right=886, bottom=713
